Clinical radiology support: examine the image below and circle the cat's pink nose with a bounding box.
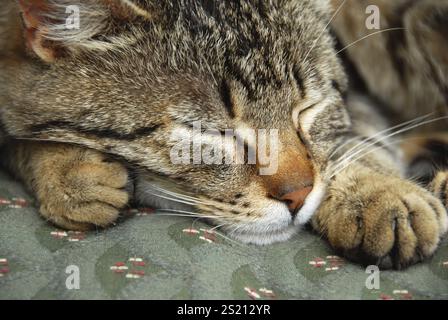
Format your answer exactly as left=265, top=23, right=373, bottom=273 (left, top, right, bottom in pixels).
left=280, top=186, right=313, bottom=216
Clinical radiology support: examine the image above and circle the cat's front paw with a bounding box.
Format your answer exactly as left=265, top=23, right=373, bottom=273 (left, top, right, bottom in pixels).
left=36, top=147, right=130, bottom=230
left=313, top=172, right=448, bottom=269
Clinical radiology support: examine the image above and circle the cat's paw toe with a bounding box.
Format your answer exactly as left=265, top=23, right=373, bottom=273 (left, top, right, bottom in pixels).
left=38, top=150, right=130, bottom=230
left=382, top=193, right=447, bottom=269
left=325, top=180, right=447, bottom=269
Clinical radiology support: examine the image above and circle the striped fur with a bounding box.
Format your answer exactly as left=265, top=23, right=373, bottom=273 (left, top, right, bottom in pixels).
left=0, top=0, right=447, bottom=268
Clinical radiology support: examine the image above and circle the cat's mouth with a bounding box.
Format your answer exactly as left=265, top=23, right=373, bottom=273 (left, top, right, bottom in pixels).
left=221, top=202, right=297, bottom=245
left=136, top=173, right=327, bottom=245
left=224, top=183, right=327, bottom=245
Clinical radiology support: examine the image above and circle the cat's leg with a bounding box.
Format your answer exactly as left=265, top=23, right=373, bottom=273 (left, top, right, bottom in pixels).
left=1, top=140, right=130, bottom=230
left=401, top=134, right=448, bottom=208
left=311, top=146, right=448, bottom=269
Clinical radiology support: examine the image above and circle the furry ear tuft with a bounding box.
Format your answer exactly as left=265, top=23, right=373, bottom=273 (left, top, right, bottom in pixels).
left=18, top=0, right=151, bottom=62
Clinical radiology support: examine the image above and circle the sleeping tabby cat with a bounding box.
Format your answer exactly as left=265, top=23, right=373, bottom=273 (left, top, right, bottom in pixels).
left=0, top=0, right=447, bottom=269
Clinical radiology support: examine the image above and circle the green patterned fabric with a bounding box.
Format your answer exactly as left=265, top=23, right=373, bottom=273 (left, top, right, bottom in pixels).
left=1, top=169, right=447, bottom=300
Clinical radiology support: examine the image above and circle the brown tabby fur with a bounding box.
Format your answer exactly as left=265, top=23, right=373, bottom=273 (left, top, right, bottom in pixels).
left=0, top=0, right=447, bottom=269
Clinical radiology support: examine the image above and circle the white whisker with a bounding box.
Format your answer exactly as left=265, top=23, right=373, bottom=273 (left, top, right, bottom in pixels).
left=142, top=189, right=198, bottom=206
left=213, top=229, right=249, bottom=248
left=303, top=0, right=347, bottom=62
left=329, top=113, right=433, bottom=159
left=331, top=114, right=433, bottom=167
left=329, top=138, right=404, bottom=179
left=154, top=213, right=213, bottom=219
left=157, top=208, right=232, bottom=221
left=336, top=28, right=406, bottom=55
left=329, top=116, right=448, bottom=177
left=149, top=184, right=205, bottom=203
left=209, top=222, right=233, bottom=231
left=157, top=208, right=207, bottom=215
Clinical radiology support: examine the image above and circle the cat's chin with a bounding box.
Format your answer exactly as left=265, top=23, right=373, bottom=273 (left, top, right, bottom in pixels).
left=226, top=225, right=298, bottom=245
left=220, top=184, right=327, bottom=245
left=221, top=202, right=297, bottom=245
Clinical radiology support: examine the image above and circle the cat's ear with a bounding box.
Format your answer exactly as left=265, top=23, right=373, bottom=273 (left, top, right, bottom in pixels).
left=18, top=0, right=152, bottom=62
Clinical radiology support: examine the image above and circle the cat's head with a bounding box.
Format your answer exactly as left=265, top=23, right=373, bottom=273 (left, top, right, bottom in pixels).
left=2, top=0, right=350, bottom=244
